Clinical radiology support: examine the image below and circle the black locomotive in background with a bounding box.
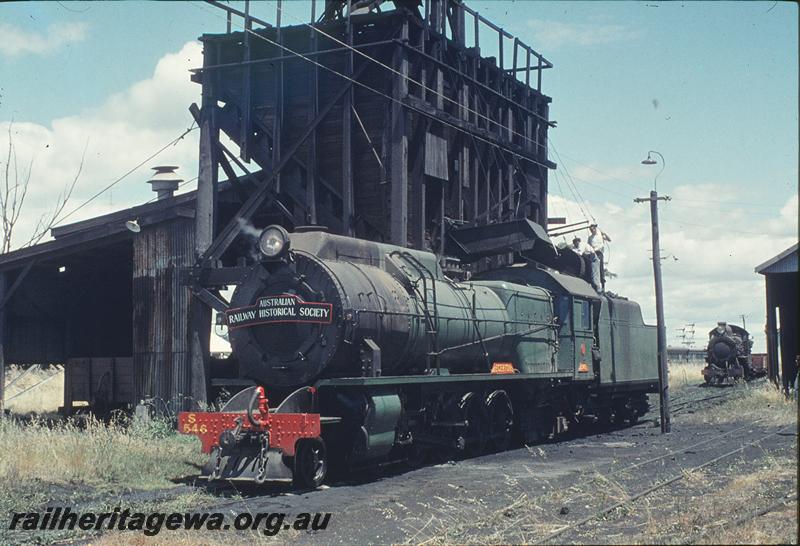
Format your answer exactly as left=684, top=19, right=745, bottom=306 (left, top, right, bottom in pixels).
left=702, top=322, right=766, bottom=385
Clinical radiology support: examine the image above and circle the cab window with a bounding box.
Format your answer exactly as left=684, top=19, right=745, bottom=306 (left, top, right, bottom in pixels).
left=573, top=299, right=591, bottom=331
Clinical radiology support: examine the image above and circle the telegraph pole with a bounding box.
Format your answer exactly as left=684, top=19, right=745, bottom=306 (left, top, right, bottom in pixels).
left=635, top=189, right=671, bottom=433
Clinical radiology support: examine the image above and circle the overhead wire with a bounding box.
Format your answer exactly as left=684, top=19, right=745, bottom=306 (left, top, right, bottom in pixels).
left=142, top=176, right=199, bottom=205
left=192, top=0, right=556, bottom=167
left=267, top=0, right=554, bottom=153
left=261, top=1, right=795, bottom=221
left=547, top=144, right=649, bottom=192
left=52, top=123, right=198, bottom=227
left=548, top=168, right=572, bottom=245
left=549, top=143, right=595, bottom=222
left=659, top=217, right=790, bottom=238
left=194, top=3, right=790, bottom=240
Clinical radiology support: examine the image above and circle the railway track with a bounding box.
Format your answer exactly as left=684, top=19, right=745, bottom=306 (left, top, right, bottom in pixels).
left=662, top=378, right=768, bottom=416
left=533, top=423, right=797, bottom=544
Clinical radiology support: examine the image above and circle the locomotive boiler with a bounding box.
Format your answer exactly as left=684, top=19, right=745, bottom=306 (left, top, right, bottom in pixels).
left=227, top=226, right=555, bottom=388
left=702, top=322, right=765, bottom=385
left=179, top=222, right=659, bottom=487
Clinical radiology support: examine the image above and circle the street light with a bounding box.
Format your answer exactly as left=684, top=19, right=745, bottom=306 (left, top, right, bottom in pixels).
left=641, top=150, right=666, bottom=192
left=636, top=150, right=671, bottom=433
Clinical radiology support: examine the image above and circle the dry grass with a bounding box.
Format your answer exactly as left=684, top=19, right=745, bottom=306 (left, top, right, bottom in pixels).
left=668, top=453, right=798, bottom=545
left=698, top=503, right=798, bottom=545
left=92, top=531, right=246, bottom=546
left=0, top=415, right=206, bottom=494
left=4, top=365, right=64, bottom=414
left=91, top=526, right=296, bottom=545
left=667, top=362, right=704, bottom=390
left=0, top=414, right=215, bottom=544
left=424, top=379, right=798, bottom=545
left=683, top=380, right=798, bottom=426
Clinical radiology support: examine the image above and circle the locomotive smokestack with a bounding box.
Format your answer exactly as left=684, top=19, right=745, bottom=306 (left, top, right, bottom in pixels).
left=147, top=166, right=182, bottom=200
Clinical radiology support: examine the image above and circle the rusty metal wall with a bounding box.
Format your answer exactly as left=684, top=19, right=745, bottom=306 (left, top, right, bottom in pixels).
left=132, top=218, right=195, bottom=412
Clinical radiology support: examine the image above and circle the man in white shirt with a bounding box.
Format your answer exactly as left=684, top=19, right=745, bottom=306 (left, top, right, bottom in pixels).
left=587, top=224, right=611, bottom=291
left=569, top=237, right=595, bottom=285
left=569, top=237, right=584, bottom=255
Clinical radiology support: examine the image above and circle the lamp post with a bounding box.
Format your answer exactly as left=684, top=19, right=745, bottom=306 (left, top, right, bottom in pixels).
left=636, top=150, right=671, bottom=433
left=641, top=151, right=666, bottom=192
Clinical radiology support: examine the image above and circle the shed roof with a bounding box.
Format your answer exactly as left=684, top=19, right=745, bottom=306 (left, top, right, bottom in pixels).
left=0, top=178, right=240, bottom=272
left=755, top=243, right=799, bottom=275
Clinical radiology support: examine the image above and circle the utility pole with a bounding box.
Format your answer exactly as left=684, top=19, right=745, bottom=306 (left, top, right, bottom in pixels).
left=635, top=189, right=672, bottom=433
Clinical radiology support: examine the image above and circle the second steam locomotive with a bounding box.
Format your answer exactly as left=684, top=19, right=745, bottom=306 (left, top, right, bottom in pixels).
left=702, top=322, right=766, bottom=385
left=179, top=222, right=658, bottom=487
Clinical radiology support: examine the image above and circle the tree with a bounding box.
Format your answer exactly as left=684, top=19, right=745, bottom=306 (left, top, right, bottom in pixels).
left=1, top=121, right=85, bottom=253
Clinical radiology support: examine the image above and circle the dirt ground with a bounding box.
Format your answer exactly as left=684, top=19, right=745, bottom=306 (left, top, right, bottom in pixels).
left=193, top=414, right=796, bottom=544
left=2, top=378, right=797, bottom=545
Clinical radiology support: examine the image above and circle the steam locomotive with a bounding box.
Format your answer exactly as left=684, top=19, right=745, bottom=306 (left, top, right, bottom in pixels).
left=178, top=221, right=658, bottom=487
left=702, top=322, right=765, bottom=385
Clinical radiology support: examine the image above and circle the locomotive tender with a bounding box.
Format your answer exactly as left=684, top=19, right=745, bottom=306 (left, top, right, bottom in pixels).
left=179, top=222, right=658, bottom=487
left=702, top=322, right=765, bottom=385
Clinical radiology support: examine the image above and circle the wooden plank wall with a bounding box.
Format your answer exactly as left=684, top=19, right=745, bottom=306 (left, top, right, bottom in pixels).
left=64, top=356, right=135, bottom=413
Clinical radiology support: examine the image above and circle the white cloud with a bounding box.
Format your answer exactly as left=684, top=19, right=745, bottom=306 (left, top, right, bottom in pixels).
left=549, top=187, right=796, bottom=353
left=570, top=163, right=639, bottom=185
left=0, top=41, right=202, bottom=246
left=0, top=22, right=89, bottom=57
left=527, top=19, right=642, bottom=50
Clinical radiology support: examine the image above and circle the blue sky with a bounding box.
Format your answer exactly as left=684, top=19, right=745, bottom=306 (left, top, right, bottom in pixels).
left=1, top=1, right=797, bottom=351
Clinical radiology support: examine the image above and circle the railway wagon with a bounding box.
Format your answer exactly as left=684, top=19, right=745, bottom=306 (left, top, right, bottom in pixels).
left=179, top=223, right=658, bottom=487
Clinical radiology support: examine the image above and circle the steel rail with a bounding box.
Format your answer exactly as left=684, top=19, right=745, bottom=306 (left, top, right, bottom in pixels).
left=687, top=492, right=797, bottom=545
left=534, top=425, right=796, bottom=544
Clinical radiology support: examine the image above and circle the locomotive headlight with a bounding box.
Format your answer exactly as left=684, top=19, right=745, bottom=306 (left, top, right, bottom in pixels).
left=258, top=225, right=290, bottom=259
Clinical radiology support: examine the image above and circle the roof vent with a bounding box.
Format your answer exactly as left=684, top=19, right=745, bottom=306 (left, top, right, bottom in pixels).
left=147, top=166, right=182, bottom=201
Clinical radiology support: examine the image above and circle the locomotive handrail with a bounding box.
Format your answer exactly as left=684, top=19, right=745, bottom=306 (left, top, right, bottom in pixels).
left=292, top=249, right=358, bottom=342
left=389, top=251, right=441, bottom=374
left=341, top=259, right=391, bottom=323
left=443, top=277, right=491, bottom=369
left=430, top=320, right=558, bottom=357
left=346, top=306, right=557, bottom=329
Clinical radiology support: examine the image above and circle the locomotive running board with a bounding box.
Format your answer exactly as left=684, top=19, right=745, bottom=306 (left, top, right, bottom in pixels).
left=316, top=371, right=576, bottom=387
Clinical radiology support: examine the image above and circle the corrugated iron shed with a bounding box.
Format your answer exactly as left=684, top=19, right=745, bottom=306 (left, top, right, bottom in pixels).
left=0, top=179, right=245, bottom=414
left=755, top=243, right=798, bottom=274
left=755, top=242, right=798, bottom=393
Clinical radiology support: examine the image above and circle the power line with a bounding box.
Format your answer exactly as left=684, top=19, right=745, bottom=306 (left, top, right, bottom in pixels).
left=254, top=2, right=796, bottom=218
left=549, top=143, right=595, bottom=222
left=552, top=167, right=591, bottom=224
left=551, top=145, right=649, bottom=192
left=194, top=3, right=793, bottom=238
left=668, top=196, right=793, bottom=209
left=53, top=124, right=198, bottom=227
left=659, top=200, right=785, bottom=216
left=192, top=1, right=555, bottom=168
left=267, top=0, right=554, bottom=152
left=142, top=176, right=199, bottom=205
left=659, top=217, right=791, bottom=237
